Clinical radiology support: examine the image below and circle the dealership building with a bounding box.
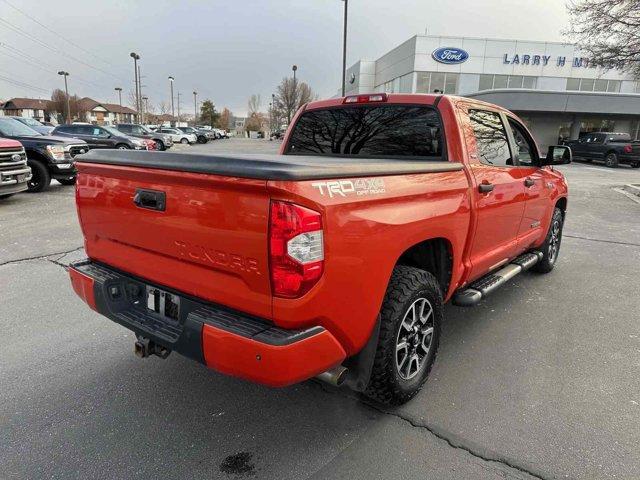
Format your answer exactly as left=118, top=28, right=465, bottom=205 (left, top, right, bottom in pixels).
left=343, top=35, right=640, bottom=149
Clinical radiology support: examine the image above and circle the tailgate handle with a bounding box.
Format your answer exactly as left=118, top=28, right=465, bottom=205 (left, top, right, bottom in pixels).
left=133, top=189, right=166, bottom=211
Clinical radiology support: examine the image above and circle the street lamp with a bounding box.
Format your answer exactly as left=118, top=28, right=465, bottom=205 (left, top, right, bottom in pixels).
left=114, top=87, right=122, bottom=106
left=130, top=52, right=140, bottom=120
left=341, top=0, right=348, bottom=96
left=193, top=91, right=197, bottom=125
left=57, top=71, right=70, bottom=124
left=168, top=76, right=175, bottom=125
left=292, top=64, right=297, bottom=84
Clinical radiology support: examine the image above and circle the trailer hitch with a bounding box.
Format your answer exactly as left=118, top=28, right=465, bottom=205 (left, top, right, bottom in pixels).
left=134, top=336, right=171, bottom=359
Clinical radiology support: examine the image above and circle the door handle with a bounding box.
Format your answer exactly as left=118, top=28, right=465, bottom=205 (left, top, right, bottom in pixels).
left=478, top=183, right=494, bottom=193
left=133, top=189, right=166, bottom=211
left=524, top=178, right=535, bottom=187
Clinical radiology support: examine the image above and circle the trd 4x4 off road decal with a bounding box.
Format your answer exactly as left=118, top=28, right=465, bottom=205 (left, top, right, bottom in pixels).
left=311, top=178, right=385, bottom=198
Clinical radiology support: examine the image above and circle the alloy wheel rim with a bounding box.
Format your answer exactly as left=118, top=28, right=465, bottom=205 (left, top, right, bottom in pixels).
left=548, top=219, right=561, bottom=263
left=395, top=297, right=434, bottom=380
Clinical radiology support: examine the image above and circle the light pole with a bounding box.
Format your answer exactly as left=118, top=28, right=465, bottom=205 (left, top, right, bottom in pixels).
left=57, top=71, right=70, bottom=124
left=114, top=87, right=122, bottom=106
left=130, top=52, right=140, bottom=120
left=272, top=93, right=276, bottom=130
left=292, top=64, right=297, bottom=84
left=341, top=0, right=348, bottom=96
left=168, top=76, right=175, bottom=125
left=176, top=91, right=181, bottom=126
left=142, top=96, right=148, bottom=124
left=193, top=91, right=197, bottom=125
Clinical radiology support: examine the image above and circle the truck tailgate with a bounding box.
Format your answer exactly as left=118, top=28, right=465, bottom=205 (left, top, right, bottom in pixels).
left=75, top=161, right=272, bottom=318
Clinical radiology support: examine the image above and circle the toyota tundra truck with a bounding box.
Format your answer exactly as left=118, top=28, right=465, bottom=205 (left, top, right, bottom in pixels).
left=68, top=93, right=570, bottom=405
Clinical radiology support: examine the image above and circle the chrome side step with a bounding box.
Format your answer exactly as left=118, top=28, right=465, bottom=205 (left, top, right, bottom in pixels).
left=452, top=251, right=543, bottom=307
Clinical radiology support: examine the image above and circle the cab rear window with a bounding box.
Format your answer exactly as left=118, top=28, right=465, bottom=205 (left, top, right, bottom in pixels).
left=285, top=105, right=443, bottom=158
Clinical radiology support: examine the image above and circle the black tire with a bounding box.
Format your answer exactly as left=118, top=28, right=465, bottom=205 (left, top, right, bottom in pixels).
left=531, top=207, right=564, bottom=274
left=155, top=140, right=165, bottom=151
left=116, top=144, right=130, bottom=150
left=198, top=136, right=207, bottom=144
left=0, top=194, right=14, bottom=199
left=180, top=138, right=189, bottom=144
left=58, top=177, right=76, bottom=186
left=631, top=162, right=640, bottom=169
left=605, top=152, right=619, bottom=168
left=27, top=160, right=51, bottom=193
left=364, top=266, right=442, bottom=405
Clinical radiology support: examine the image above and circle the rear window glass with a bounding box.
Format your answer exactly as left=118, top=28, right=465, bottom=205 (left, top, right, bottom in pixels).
left=286, top=105, right=443, bottom=158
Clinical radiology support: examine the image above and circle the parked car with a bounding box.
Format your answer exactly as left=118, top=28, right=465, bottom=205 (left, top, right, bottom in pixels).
left=0, top=117, right=87, bottom=192
left=565, top=132, right=640, bottom=168
left=68, top=93, right=570, bottom=405
left=177, top=126, right=211, bottom=144
left=0, top=137, right=31, bottom=199
left=9, top=116, right=55, bottom=135
left=156, top=127, right=197, bottom=144
left=52, top=124, right=148, bottom=151
left=115, top=123, right=173, bottom=151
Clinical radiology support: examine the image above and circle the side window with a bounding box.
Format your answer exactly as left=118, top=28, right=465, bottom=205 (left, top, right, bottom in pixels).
left=119, top=125, right=132, bottom=134
left=132, top=126, right=143, bottom=135
left=468, top=109, right=513, bottom=166
left=507, top=118, right=538, bottom=167
left=78, top=126, right=93, bottom=135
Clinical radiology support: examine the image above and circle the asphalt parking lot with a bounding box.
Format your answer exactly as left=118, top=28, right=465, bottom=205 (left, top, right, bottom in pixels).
left=1, top=138, right=639, bottom=480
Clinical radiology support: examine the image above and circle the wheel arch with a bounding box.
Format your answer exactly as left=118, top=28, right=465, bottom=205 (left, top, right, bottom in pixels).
left=555, top=196, right=567, bottom=213
left=395, top=237, right=453, bottom=296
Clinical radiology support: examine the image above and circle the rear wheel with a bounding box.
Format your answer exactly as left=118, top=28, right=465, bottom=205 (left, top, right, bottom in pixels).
left=364, top=266, right=442, bottom=405
left=155, top=140, right=165, bottom=151
left=631, top=161, right=640, bottom=169
left=116, top=144, right=130, bottom=150
left=532, top=207, right=564, bottom=274
left=605, top=152, right=619, bottom=168
left=180, top=138, right=189, bottom=144
left=0, top=194, right=14, bottom=199
left=27, top=160, right=51, bottom=192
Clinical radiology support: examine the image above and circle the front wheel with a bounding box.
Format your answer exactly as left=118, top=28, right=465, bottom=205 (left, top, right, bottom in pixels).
left=180, top=138, right=189, bottom=144
left=605, top=153, right=619, bottom=168
left=532, top=207, right=564, bottom=274
left=27, top=160, right=51, bottom=192
left=630, top=162, right=640, bottom=169
left=116, top=144, right=130, bottom=150
left=364, top=266, right=442, bottom=405
left=155, top=140, right=165, bottom=151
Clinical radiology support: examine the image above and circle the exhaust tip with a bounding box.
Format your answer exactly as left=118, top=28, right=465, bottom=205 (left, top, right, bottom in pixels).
left=316, top=365, right=348, bottom=387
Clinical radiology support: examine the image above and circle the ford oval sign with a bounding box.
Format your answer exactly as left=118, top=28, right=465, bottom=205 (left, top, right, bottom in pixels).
left=432, top=47, right=469, bottom=64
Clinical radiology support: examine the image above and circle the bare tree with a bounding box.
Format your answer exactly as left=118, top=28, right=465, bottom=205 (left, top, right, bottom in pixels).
left=273, top=77, right=317, bottom=125
left=566, top=0, right=640, bottom=76
left=50, top=89, right=89, bottom=123
left=127, top=89, right=137, bottom=110
left=248, top=94, right=261, bottom=116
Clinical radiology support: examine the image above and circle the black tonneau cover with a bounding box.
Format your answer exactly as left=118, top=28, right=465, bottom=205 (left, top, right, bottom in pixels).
left=76, top=150, right=462, bottom=181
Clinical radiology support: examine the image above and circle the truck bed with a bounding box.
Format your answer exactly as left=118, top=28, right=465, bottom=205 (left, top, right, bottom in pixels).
left=76, top=150, right=463, bottom=180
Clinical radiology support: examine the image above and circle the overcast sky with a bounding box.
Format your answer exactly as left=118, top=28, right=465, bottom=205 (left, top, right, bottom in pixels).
left=0, top=0, right=571, bottom=116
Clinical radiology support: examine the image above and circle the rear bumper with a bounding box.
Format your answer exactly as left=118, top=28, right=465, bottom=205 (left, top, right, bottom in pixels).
left=68, top=260, right=346, bottom=386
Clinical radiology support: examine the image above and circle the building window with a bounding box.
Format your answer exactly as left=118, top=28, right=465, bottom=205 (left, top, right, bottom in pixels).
left=566, top=78, right=621, bottom=92
left=415, top=72, right=458, bottom=94
left=479, top=74, right=537, bottom=90
left=399, top=73, right=413, bottom=93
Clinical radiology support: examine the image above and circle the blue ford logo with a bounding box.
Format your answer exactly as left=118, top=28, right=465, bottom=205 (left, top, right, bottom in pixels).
left=432, top=47, right=469, bottom=64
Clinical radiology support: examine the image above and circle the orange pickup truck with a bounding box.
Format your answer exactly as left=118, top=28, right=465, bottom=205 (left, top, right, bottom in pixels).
left=69, top=93, right=570, bottom=405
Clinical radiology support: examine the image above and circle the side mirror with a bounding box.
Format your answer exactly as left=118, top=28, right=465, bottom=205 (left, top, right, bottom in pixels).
left=543, top=145, right=572, bottom=166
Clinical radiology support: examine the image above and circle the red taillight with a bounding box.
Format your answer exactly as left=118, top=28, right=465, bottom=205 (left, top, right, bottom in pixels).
left=343, top=93, right=388, bottom=104
left=269, top=200, right=324, bottom=298
left=624, top=145, right=632, bottom=154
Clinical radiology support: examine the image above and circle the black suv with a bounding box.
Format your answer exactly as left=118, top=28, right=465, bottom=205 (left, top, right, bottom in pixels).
left=52, top=124, right=148, bottom=151
left=0, top=117, right=88, bottom=192
left=115, top=124, right=174, bottom=151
